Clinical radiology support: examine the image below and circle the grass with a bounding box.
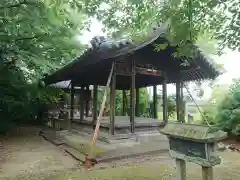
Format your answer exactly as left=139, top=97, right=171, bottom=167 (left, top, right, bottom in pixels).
left=47, top=151, right=240, bottom=180
left=47, top=163, right=174, bottom=180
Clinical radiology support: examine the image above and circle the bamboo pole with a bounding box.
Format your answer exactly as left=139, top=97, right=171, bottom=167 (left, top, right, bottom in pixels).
left=85, top=63, right=114, bottom=168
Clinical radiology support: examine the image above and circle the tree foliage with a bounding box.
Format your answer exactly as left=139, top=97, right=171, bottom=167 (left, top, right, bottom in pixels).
left=0, top=0, right=87, bottom=79
left=83, top=0, right=239, bottom=55
left=0, top=64, right=65, bottom=134
left=201, top=84, right=229, bottom=125
left=0, top=0, right=88, bottom=134
left=215, top=79, right=240, bottom=135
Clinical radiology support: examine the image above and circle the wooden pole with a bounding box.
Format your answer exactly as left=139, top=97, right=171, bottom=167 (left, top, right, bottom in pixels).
left=162, top=72, right=168, bottom=124
left=130, top=58, right=135, bottom=133
left=69, top=81, right=74, bottom=130
left=80, top=86, right=85, bottom=121
left=123, top=90, right=128, bottom=116
left=180, top=82, right=185, bottom=123
left=87, top=63, right=114, bottom=161
left=85, top=86, right=90, bottom=117
left=109, top=61, right=116, bottom=135
left=92, top=85, right=98, bottom=126
left=122, top=90, right=126, bottom=116
left=153, top=85, right=158, bottom=119
left=135, top=88, right=140, bottom=117
left=176, top=80, right=181, bottom=122
left=176, top=159, right=186, bottom=180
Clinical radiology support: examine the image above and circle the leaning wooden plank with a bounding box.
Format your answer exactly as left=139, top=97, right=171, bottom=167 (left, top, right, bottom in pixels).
left=84, top=62, right=114, bottom=168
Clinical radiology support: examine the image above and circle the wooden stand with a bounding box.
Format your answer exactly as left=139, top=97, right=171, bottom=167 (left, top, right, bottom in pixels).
left=202, top=166, right=213, bottom=180
left=176, top=158, right=186, bottom=180
left=175, top=159, right=213, bottom=180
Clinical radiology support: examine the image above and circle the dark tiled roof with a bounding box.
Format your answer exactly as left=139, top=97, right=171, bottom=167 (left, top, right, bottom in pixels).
left=44, top=21, right=224, bottom=89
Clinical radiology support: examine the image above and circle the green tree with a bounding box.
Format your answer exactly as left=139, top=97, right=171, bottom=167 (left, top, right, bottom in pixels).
left=214, top=80, right=240, bottom=135
left=202, top=84, right=229, bottom=125
left=0, top=0, right=87, bottom=79
left=83, top=0, right=240, bottom=56
left=0, top=0, right=88, bottom=134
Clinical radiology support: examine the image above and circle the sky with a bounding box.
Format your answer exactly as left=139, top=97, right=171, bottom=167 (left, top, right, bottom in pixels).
left=79, top=19, right=240, bottom=101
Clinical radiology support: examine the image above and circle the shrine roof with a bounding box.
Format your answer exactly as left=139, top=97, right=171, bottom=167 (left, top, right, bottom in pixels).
left=44, top=21, right=224, bottom=90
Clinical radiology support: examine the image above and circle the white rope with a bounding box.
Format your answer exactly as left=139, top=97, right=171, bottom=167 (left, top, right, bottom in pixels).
left=183, top=83, right=211, bottom=127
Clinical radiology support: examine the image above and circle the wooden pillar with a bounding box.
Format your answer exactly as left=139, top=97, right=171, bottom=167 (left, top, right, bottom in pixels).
left=80, top=86, right=85, bottom=121
left=176, top=159, right=186, bottom=180
left=69, top=81, right=74, bottom=130
left=85, top=86, right=90, bottom=117
left=92, top=85, right=98, bottom=126
left=130, top=59, right=135, bottom=133
left=110, top=61, right=116, bottom=135
left=122, top=90, right=128, bottom=116
left=176, top=80, right=181, bottom=122
left=122, top=90, right=126, bottom=115
left=180, top=82, right=185, bottom=123
left=153, top=85, right=158, bottom=119
left=162, top=73, right=168, bottom=124
left=135, top=88, right=140, bottom=117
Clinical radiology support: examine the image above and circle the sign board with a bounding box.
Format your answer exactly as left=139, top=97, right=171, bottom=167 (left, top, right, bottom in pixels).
left=169, top=137, right=206, bottom=159
left=115, top=61, right=163, bottom=77
left=159, top=122, right=227, bottom=167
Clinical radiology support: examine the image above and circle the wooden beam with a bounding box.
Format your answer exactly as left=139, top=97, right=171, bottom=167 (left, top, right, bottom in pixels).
left=135, top=88, right=140, bottom=117
left=162, top=73, right=168, bottom=124
left=116, top=67, right=163, bottom=77
left=92, top=85, right=98, bottom=126
left=110, top=61, right=116, bottom=135
left=153, top=85, right=158, bottom=119
left=130, top=59, right=136, bottom=133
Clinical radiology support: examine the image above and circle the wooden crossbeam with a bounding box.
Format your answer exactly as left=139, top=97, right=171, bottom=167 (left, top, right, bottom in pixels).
left=135, top=67, right=163, bottom=76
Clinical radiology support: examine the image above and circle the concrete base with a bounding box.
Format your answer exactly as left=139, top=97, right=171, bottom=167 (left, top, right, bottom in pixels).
left=41, top=126, right=169, bottom=163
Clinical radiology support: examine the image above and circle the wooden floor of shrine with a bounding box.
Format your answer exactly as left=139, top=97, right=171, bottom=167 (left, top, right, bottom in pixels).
left=71, top=116, right=165, bottom=134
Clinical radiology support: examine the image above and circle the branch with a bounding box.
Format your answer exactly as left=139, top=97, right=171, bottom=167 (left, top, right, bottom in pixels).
left=0, top=0, right=36, bottom=9
left=15, top=34, right=47, bottom=41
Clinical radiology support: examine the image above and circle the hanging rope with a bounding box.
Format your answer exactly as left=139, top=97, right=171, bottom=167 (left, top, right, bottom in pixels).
left=183, top=83, right=211, bottom=127
left=185, top=0, right=212, bottom=127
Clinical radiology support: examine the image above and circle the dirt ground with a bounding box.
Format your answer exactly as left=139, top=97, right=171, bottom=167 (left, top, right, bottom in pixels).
left=1, top=126, right=240, bottom=180
left=0, top=127, right=78, bottom=180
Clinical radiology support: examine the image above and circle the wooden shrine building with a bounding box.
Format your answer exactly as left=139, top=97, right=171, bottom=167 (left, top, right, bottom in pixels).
left=44, top=21, right=223, bottom=135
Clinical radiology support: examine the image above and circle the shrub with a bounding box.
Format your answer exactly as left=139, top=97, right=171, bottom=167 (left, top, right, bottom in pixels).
left=214, top=79, right=240, bottom=136
left=0, top=65, right=64, bottom=135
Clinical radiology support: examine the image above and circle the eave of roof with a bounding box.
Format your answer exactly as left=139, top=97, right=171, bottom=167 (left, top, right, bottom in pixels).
left=44, top=20, right=224, bottom=87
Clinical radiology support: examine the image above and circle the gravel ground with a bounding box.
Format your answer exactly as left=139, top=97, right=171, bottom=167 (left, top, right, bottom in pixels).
left=1, top=127, right=240, bottom=180
left=0, top=127, right=78, bottom=180
left=48, top=151, right=240, bottom=180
